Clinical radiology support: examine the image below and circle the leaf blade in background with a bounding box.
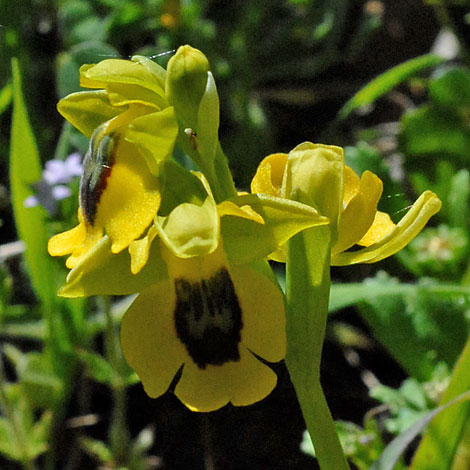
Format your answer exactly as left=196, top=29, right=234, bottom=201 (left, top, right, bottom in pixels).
left=410, top=337, right=470, bottom=470
left=338, top=54, right=445, bottom=120
left=0, top=82, right=12, bottom=115
left=329, top=279, right=470, bottom=313
left=330, top=275, right=470, bottom=381
left=9, top=58, right=57, bottom=311
left=369, top=390, right=470, bottom=470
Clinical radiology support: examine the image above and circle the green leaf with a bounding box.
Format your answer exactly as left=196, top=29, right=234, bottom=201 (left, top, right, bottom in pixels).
left=429, top=67, right=470, bottom=109
left=9, top=58, right=57, bottom=311
left=196, top=71, right=220, bottom=164
left=330, top=275, right=470, bottom=380
left=369, top=390, right=470, bottom=470
left=0, top=418, right=18, bottom=461
left=410, top=337, right=470, bottom=470
left=338, top=54, right=445, bottom=119
left=3, top=346, right=63, bottom=408
left=29, top=411, right=52, bottom=458
left=80, top=437, right=113, bottom=464
left=0, top=82, right=12, bottom=115
left=329, top=279, right=470, bottom=313
left=401, top=104, right=470, bottom=159
left=447, top=170, right=470, bottom=229
left=77, top=349, right=117, bottom=386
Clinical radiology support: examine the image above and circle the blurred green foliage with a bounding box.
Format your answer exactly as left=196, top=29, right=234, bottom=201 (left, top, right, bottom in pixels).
left=1, top=0, right=470, bottom=469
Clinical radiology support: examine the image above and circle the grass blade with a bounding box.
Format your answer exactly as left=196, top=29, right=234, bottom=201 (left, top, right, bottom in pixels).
left=9, top=58, right=57, bottom=311
left=338, top=54, right=445, bottom=120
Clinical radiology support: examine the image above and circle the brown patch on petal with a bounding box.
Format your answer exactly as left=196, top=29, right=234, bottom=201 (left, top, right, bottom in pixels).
left=173, top=267, right=243, bottom=369
left=79, top=130, right=116, bottom=225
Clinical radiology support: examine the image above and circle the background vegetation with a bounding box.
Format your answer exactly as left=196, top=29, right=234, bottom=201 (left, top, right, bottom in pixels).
left=1, top=0, right=470, bottom=469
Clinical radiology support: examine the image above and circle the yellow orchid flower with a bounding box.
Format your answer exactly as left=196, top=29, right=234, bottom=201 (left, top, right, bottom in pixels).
left=251, top=143, right=442, bottom=264
left=48, top=56, right=179, bottom=268
left=55, top=161, right=327, bottom=411
left=121, top=240, right=286, bottom=412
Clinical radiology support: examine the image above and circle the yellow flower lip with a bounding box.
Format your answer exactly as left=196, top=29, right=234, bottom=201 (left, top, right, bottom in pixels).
left=121, top=243, right=286, bottom=412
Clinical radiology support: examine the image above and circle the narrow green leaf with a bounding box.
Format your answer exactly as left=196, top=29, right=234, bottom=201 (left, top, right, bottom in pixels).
left=410, top=337, right=470, bottom=470
left=9, top=58, right=57, bottom=310
left=369, top=391, right=470, bottom=470
left=447, top=170, right=470, bottom=229
left=329, top=280, right=470, bottom=313
left=80, top=437, right=113, bottom=464
left=338, top=54, right=445, bottom=120
left=77, top=349, right=116, bottom=386
left=0, top=82, right=12, bottom=115
left=0, top=321, right=46, bottom=341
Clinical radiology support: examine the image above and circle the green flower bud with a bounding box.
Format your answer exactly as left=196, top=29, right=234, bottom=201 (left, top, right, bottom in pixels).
left=166, top=45, right=210, bottom=128
left=284, top=142, right=344, bottom=243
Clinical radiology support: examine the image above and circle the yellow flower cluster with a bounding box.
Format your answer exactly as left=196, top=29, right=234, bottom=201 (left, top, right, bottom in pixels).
left=48, top=47, right=441, bottom=412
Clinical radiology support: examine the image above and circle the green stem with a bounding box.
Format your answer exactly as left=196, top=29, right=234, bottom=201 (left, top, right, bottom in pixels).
left=286, top=227, right=349, bottom=470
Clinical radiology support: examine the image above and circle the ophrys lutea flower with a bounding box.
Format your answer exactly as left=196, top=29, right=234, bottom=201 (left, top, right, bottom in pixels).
left=53, top=154, right=327, bottom=411
left=48, top=55, right=179, bottom=268
left=251, top=143, right=442, bottom=264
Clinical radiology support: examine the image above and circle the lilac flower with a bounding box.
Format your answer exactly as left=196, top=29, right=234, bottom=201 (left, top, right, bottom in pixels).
left=24, top=153, right=82, bottom=216
left=43, top=153, right=82, bottom=185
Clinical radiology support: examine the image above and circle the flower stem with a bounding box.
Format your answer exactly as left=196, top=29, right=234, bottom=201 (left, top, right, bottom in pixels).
left=286, top=227, right=349, bottom=470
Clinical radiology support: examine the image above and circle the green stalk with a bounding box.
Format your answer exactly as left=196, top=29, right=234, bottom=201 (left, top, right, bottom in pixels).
left=286, top=227, right=349, bottom=470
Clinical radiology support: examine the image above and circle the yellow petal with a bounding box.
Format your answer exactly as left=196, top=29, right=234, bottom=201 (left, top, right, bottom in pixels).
left=96, top=139, right=161, bottom=253
left=48, top=211, right=103, bottom=269
left=284, top=143, right=344, bottom=242
left=174, top=347, right=277, bottom=412
left=80, top=59, right=166, bottom=98
left=217, top=200, right=265, bottom=224
left=251, top=153, right=288, bottom=197
left=358, top=210, right=396, bottom=246
left=120, top=283, right=187, bottom=399
left=231, top=265, right=286, bottom=363
left=331, top=191, right=442, bottom=265
left=57, top=90, right=123, bottom=138
left=342, top=165, right=360, bottom=206
left=333, top=171, right=383, bottom=254
left=48, top=221, right=86, bottom=257
left=161, top=240, right=226, bottom=282
left=128, top=225, right=159, bottom=274
left=268, top=245, right=287, bottom=263
left=157, top=196, right=218, bottom=258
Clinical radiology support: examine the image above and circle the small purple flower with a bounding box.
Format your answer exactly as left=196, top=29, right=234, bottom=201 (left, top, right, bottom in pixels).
left=43, top=153, right=82, bottom=185
left=24, top=153, right=82, bottom=216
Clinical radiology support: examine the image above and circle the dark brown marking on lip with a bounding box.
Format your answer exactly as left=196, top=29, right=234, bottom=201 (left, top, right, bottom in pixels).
left=79, top=130, right=116, bottom=225
left=173, top=267, right=243, bottom=369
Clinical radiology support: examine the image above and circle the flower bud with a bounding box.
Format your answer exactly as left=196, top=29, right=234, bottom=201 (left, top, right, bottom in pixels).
left=166, top=45, right=210, bottom=128
left=284, top=143, right=344, bottom=243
